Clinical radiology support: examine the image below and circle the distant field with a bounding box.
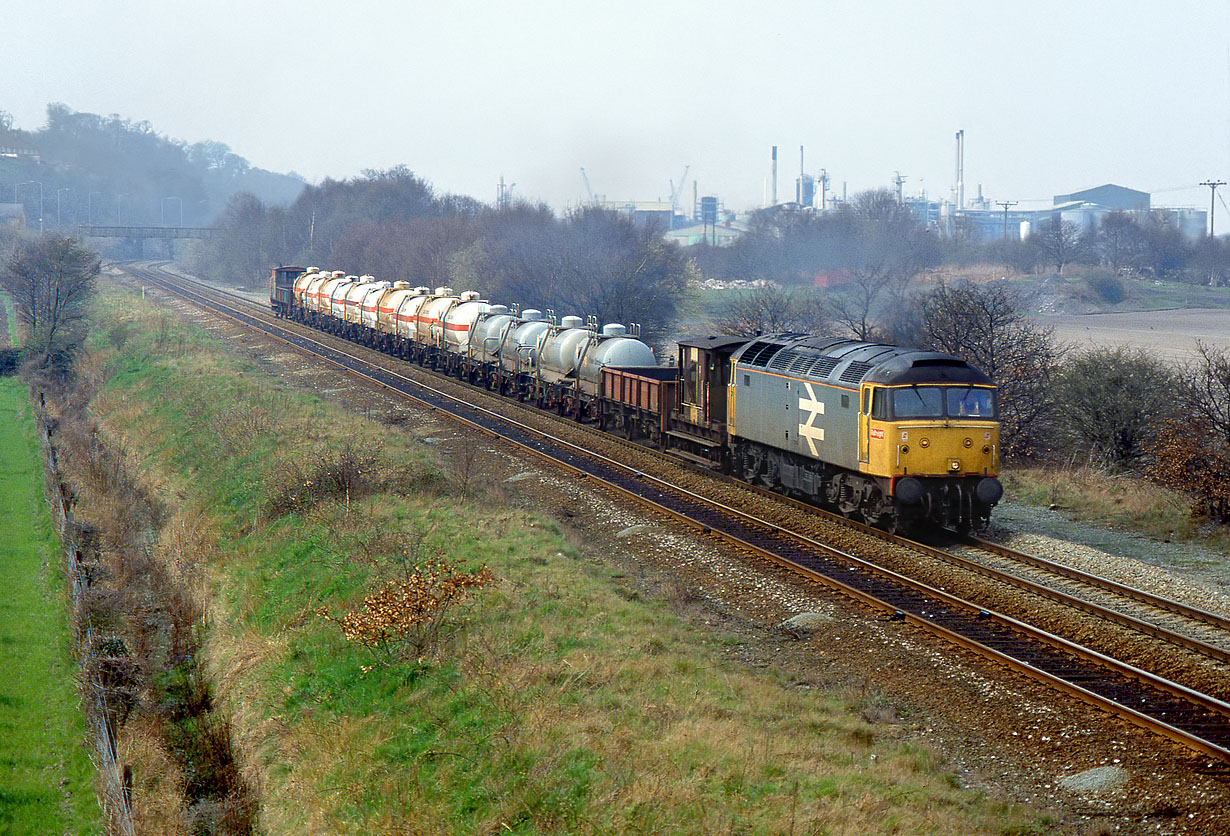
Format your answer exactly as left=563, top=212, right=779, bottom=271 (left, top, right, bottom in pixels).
left=1035, top=308, right=1230, bottom=363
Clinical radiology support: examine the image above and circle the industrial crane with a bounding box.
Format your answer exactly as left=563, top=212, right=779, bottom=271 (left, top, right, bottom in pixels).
left=668, top=165, right=690, bottom=219
left=580, top=167, right=596, bottom=206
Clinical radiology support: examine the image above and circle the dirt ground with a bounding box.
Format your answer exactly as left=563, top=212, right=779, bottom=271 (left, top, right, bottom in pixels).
left=1036, top=308, right=1230, bottom=363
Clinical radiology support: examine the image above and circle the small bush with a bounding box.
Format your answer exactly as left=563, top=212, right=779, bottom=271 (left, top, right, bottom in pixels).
left=265, top=445, right=377, bottom=518
left=0, top=347, right=19, bottom=376
left=321, top=558, right=495, bottom=663
left=1083, top=271, right=1126, bottom=304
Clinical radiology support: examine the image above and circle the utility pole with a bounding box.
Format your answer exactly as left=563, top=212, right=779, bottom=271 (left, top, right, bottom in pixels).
left=1200, top=180, right=1225, bottom=237
left=996, top=200, right=1018, bottom=239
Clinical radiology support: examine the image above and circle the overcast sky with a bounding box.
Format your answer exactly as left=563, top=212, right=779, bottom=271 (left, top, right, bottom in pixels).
left=5, top=0, right=1229, bottom=214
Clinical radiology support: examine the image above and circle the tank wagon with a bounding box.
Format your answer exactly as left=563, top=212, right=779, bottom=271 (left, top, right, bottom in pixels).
left=272, top=267, right=1002, bottom=531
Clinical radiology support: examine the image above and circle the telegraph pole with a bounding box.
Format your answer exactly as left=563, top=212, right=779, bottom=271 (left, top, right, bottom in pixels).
left=1200, top=180, right=1225, bottom=237
left=996, top=200, right=1017, bottom=239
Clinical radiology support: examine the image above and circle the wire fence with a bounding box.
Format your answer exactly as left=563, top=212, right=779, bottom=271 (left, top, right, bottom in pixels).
left=35, top=390, right=136, bottom=836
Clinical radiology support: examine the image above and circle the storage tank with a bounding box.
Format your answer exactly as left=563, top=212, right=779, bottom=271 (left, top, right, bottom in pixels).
left=501, top=309, right=549, bottom=372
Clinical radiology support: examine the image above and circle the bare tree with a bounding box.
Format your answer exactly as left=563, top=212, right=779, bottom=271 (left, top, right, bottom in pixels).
left=2, top=234, right=100, bottom=368
left=1036, top=218, right=1090, bottom=275
left=920, top=282, right=1062, bottom=459
left=1184, top=341, right=1230, bottom=444
left=1096, top=211, right=1143, bottom=271
left=713, top=284, right=831, bottom=336
left=1055, top=347, right=1180, bottom=469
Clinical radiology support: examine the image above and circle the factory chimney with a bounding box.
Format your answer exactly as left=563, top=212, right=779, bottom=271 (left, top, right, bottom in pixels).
left=954, top=129, right=965, bottom=210
left=771, top=145, right=778, bottom=206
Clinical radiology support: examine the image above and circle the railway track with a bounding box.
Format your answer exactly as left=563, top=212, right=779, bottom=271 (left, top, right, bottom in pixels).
left=126, top=261, right=1230, bottom=766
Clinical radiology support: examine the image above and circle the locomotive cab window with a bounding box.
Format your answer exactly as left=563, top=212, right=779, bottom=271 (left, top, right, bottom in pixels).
left=886, top=385, right=997, bottom=420
left=948, top=386, right=996, bottom=418
left=893, top=386, right=944, bottom=419
left=871, top=388, right=889, bottom=420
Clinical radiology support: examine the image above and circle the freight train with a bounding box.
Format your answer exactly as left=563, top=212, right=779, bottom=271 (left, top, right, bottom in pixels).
left=270, top=266, right=1002, bottom=532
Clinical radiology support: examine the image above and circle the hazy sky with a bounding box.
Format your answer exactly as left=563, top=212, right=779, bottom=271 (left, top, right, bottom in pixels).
left=6, top=1, right=1230, bottom=214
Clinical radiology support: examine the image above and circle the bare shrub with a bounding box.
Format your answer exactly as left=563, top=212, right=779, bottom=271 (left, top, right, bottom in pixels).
left=265, top=444, right=377, bottom=518
left=320, top=558, right=495, bottom=663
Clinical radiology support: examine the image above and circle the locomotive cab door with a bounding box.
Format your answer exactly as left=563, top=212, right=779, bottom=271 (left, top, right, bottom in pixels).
left=859, top=384, right=873, bottom=464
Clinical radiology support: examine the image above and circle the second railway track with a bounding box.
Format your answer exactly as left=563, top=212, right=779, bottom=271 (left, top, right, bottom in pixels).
left=127, top=261, right=1230, bottom=766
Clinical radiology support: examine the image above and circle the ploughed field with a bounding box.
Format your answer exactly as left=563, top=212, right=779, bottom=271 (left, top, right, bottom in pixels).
left=1036, top=308, right=1230, bottom=363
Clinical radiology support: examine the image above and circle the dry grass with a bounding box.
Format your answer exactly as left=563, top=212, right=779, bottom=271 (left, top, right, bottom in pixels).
left=1004, top=463, right=1230, bottom=551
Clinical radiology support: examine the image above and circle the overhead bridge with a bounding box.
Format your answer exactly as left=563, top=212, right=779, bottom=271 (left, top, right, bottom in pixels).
left=73, top=225, right=219, bottom=240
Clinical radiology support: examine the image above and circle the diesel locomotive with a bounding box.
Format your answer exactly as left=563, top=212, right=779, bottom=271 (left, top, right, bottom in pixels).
left=271, top=265, right=1002, bottom=531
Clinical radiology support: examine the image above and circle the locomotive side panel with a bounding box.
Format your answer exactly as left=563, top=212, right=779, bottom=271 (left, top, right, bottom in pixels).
left=732, top=367, right=861, bottom=473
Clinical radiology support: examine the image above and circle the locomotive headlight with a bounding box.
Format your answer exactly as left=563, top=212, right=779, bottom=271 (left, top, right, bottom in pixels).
left=900, top=445, right=910, bottom=454
left=983, top=445, right=991, bottom=454
left=949, top=459, right=961, bottom=471
left=919, top=438, right=930, bottom=448
left=963, top=437, right=973, bottom=448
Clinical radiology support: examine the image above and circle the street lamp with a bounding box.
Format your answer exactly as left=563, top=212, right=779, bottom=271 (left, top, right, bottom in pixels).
left=17, top=181, right=44, bottom=233
left=56, top=187, right=71, bottom=227
left=161, top=196, right=182, bottom=227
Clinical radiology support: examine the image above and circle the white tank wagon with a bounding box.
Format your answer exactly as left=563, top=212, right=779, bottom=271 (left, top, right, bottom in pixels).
left=498, top=309, right=549, bottom=398
left=317, top=273, right=354, bottom=332
left=356, top=280, right=393, bottom=345
left=331, top=276, right=360, bottom=323
left=564, top=323, right=656, bottom=420
left=298, top=270, right=333, bottom=321
left=344, top=277, right=386, bottom=340
left=534, top=316, right=592, bottom=412
left=414, top=288, right=458, bottom=354
left=436, top=292, right=493, bottom=378
left=393, top=290, right=433, bottom=358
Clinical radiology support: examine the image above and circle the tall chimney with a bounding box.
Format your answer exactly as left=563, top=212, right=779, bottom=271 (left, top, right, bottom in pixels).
left=771, top=145, right=778, bottom=206
left=955, top=129, right=965, bottom=210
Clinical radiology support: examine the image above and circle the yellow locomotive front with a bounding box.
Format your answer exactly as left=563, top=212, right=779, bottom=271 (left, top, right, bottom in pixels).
left=861, top=381, right=1002, bottom=528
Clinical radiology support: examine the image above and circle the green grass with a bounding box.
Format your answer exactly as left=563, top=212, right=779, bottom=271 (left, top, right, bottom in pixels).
left=84, top=281, right=1044, bottom=835
left=0, top=376, right=102, bottom=836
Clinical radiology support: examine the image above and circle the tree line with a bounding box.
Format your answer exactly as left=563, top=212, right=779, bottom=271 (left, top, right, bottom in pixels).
left=188, top=167, right=692, bottom=345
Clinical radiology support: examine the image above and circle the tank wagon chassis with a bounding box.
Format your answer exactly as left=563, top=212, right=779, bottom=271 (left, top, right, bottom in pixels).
left=271, top=267, right=1002, bottom=532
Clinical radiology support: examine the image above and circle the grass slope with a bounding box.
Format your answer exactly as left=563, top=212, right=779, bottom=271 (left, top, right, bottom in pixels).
left=89, top=284, right=1046, bottom=835
left=0, top=373, right=101, bottom=835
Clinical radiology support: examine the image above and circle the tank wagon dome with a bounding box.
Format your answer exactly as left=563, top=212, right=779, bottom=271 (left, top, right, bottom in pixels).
left=732, top=334, right=992, bottom=388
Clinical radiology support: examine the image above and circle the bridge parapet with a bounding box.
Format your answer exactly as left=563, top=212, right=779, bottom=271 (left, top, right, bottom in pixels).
left=73, top=225, right=219, bottom=240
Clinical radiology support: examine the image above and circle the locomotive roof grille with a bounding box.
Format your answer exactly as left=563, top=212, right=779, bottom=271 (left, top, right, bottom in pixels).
left=769, top=348, right=800, bottom=371
left=838, top=360, right=875, bottom=384
left=741, top=341, right=784, bottom=367
left=807, top=356, right=840, bottom=378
